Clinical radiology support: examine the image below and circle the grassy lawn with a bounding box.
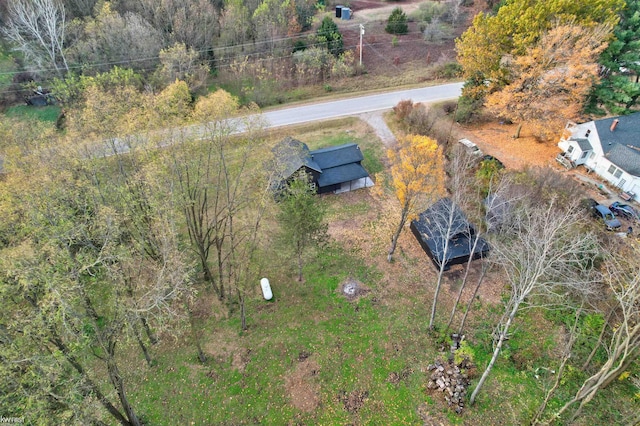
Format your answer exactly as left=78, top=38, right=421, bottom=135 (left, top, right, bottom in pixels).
left=4, top=104, right=61, bottom=123
left=117, top=120, right=636, bottom=425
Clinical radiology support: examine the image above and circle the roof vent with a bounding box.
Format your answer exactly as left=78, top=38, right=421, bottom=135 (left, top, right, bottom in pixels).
left=610, top=119, right=619, bottom=132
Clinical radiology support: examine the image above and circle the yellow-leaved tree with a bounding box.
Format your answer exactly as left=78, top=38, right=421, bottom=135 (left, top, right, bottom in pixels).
left=387, top=134, right=444, bottom=262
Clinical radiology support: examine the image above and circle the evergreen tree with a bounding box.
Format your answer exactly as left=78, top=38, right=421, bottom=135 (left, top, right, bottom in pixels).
left=316, top=16, right=343, bottom=56
left=586, top=0, right=640, bottom=115
left=386, top=7, right=408, bottom=35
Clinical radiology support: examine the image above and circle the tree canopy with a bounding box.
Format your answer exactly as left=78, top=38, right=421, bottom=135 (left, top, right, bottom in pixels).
left=276, top=170, right=329, bottom=282
left=456, top=0, right=624, bottom=98
left=587, top=0, right=640, bottom=115
left=386, top=7, right=409, bottom=35
left=485, top=23, right=611, bottom=140
left=386, top=133, right=444, bottom=262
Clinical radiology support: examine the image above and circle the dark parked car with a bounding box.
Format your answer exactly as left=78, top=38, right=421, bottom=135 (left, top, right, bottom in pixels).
left=609, top=201, right=639, bottom=221
left=592, top=204, right=622, bottom=230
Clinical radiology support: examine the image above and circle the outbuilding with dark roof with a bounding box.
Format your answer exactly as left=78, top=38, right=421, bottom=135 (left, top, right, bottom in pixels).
left=410, top=198, right=490, bottom=270
left=270, top=137, right=373, bottom=194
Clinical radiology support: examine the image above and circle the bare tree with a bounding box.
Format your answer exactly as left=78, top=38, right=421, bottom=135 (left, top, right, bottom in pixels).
left=420, top=197, right=472, bottom=330
left=167, top=90, right=267, bottom=301
left=555, top=251, right=640, bottom=422
left=3, top=0, right=69, bottom=74
left=448, top=173, right=523, bottom=333
left=441, top=146, right=482, bottom=331
left=469, top=199, right=600, bottom=405
left=66, top=5, right=164, bottom=74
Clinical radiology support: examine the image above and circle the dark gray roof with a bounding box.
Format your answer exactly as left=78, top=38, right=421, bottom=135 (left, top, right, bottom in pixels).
left=270, top=139, right=370, bottom=190
left=416, top=198, right=471, bottom=240
left=310, top=143, right=368, bottom=189
left=410, top=198, right=489, bottom=269
left=316, top=163, right=369, bottom=187
left=572, top=138, right=592, bottom=151
left=605, top=144, right=640, bottom=176
left=594, top=112, right=640, bottom=175
left=310, top=143, right=364, bottom=169
left=271, top=137, right=321, bottom=180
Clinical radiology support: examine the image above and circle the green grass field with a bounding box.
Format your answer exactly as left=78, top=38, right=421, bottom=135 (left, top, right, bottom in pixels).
left=119, top=122, right=636, bottom=425
left=5, top=104, right=61, bottom=123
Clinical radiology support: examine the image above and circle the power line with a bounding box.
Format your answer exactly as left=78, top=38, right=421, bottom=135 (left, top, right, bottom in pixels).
left=0, top=15, right=457, bottom=77
left=0, top=17, right=460, bottom=97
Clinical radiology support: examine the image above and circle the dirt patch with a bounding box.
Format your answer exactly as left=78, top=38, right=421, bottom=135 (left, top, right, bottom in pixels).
left=203, top=329, right=251, bottom=372
left=338, top=277, right=371, bottom=300
left=387, top=366, right=413, bottom=385
left=457, top=121, right=562, bottom=170
left=285, top=356, right=321, bottom=413
left=336, top=0, right=481, bottom=76
left=337, top=389, right=369, bottom=414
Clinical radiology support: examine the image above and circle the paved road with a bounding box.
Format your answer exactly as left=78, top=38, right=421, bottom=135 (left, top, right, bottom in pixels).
left=89, top=82, right=463, bottom=157
left=262, top=82, right=463, bottom=128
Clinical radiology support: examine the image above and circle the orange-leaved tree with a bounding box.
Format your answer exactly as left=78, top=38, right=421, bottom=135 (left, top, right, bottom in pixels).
left=486, top=23, right=612, bottom=141
left=456, top=0, right=623, bottom=100
left=387, top=134, right=444, bottom=262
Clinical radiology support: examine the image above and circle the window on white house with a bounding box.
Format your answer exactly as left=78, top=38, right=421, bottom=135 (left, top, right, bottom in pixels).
left=614, top=169, right=623, bottom=179
left=567, top=145, right=574, bottom=154
left=608, top=165, right=617, bottom=175
left=589, top=152, right=595, bottom=159
left=580, top=151, right=589, bottom=159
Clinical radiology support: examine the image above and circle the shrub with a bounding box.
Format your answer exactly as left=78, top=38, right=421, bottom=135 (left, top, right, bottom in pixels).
left=386, top=8, right=408, bottom=35
left=406, top=104, right=444, bottom=136
left=423, top=17, right=452, bottom=42
left=293, top=40, right=307, bottom=53
left=441, top=100, right=458, bottom=115
left=410, top=2, right=447, bottom=25
left=433, top=62, right=463, bottom=79
left=454, top=341, right=475, bottom=367
left=393, top=99, right=414, bottom=121
left=455, top=94, right=482, bottom=123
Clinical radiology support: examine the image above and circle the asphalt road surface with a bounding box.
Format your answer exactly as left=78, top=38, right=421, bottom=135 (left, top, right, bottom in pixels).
left=89, top=82, right=464, bottom=157
left=262, top=82, right=464, bottom=128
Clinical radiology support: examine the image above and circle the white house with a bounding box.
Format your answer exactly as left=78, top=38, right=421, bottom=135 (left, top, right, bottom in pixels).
left=558, top=112, right=640, bottom=201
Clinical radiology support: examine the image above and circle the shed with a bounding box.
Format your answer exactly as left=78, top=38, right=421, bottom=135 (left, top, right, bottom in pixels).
left=410, top=198, right=490, bottom=270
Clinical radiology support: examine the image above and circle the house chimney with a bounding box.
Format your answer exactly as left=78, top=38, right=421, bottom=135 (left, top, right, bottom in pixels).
left=585, top=129, right=591, bottom=137
left=610, top=119, right=619, bottom=132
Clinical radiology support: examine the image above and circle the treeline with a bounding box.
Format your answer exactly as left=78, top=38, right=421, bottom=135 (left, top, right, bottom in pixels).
left=455, top=0, right=640, bottom=133
left=0, top=0, right=356, bottom=107
left=0, top=84, right=276, bottom=425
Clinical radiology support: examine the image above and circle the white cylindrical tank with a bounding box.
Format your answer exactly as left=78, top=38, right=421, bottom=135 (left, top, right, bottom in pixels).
left=260, top=278, right=273, bottom=300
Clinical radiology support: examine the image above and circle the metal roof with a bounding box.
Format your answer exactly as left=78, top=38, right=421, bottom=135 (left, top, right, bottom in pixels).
left=310, top=143, right=364, bottom=169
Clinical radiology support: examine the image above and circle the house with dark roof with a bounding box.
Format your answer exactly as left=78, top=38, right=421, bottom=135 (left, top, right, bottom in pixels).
left=410, top=198, right=490, bottom=270
left=558, top=112, right=640, bottom=200
left=270, top=137, right=373, bottom=194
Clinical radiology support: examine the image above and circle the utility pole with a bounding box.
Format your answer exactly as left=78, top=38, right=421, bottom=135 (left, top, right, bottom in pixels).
left=359, top=24, right=365, bottom=67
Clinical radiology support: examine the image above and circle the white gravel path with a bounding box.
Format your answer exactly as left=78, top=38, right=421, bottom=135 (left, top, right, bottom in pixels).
left=358, top=110, right=397, bottom=147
